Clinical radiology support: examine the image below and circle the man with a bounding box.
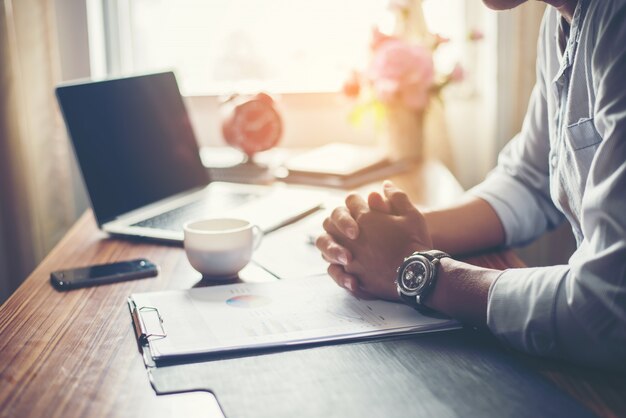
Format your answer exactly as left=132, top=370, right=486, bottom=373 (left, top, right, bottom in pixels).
left=316, top=0, right=625, bottom=369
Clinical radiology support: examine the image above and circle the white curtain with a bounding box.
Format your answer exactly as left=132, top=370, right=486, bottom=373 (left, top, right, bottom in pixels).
left=0, top=0, right=77, bottom=302
left=494, top=2, right=547, bottom=149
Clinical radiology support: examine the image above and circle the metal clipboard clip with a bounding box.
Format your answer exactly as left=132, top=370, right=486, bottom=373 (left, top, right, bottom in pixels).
left=129, top=299, right=167, bottom=346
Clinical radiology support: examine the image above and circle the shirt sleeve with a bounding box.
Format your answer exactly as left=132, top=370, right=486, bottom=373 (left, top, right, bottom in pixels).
left=468, top=13, right=564, bottom=247
left=487, top=2, right=626, bottom=370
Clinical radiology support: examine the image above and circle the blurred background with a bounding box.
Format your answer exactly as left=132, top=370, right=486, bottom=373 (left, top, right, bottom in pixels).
left=0, top=0, right=575, bottom=304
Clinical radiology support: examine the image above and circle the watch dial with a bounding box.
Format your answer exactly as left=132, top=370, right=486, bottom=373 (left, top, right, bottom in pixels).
left=401, top=261, right=428, bottom=293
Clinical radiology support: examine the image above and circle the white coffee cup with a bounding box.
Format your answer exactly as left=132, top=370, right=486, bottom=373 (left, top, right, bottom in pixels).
left=183, top=218, right=263, bottom=278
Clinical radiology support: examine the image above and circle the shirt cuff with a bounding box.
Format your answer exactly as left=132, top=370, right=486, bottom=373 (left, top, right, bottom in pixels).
left=469, top=172, right=551, bottom=247
left=487, top=265, right=569, bottom=356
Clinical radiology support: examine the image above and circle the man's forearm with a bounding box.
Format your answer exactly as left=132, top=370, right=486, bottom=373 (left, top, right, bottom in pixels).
left=423, top=196, right=506, bottom=256
left=420, top=197, right=505, bottom=326
left=425, top=258, right=501, bottom=327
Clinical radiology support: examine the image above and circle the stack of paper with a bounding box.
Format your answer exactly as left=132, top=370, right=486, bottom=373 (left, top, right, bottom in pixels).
left=129, top=276, right=460, bottom=362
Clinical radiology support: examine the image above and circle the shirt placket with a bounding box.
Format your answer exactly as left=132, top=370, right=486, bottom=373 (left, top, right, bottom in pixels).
left=550, top=50, right=570, bottom=202
left=550, top=5, right=584, bottom=244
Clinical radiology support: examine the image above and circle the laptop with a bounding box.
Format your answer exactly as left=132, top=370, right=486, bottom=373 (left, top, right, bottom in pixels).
left=56, top=71, right=325, bottom=243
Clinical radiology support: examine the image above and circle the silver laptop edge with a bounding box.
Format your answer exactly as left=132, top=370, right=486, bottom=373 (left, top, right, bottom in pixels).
left=104, top=182, right=326, bottom=243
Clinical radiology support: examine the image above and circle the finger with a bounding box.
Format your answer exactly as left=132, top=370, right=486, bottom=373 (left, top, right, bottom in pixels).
left=322, top=216, right=345, bottom=237
left=322, top=216, right=356, bottom=244
left=321, top=248, right=350, bottom=266
left=327, top=264, right=374, bottom=299
left=328, top=206, right=359, bottom=239
left=321, top=252, right=335, bottom=264
left=345, top=193, right=369, bottom=221
left=315, top=233, right=351, bottom=265
left=330, top=265, right=378, bottom=299
left=368, top=191, right=392, bottom=214
left=382, top=181, right=415, bottom=215
left=327, top=264, right=358, bottom=290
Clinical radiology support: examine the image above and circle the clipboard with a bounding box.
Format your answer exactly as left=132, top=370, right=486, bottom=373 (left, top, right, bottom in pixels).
left=129, top=299, right=167, bottom=347
left=127, top=277, right=460, bottom=363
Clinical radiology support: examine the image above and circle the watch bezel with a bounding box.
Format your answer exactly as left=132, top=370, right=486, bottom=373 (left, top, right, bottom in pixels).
left=396, top=254, right=433, bottom=297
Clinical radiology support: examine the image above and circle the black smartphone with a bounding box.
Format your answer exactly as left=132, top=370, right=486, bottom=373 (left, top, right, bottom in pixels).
left=50, top=258, right=159, bottom=290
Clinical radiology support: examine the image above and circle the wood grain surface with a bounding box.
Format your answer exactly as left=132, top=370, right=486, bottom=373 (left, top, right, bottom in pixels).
left=0, top=160, right=624, bottom=418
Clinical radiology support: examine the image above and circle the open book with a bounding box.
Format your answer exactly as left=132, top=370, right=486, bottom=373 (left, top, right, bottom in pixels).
left=281, top=143, right=411, bottom=188
left=129, top=276, right=459, bottom=362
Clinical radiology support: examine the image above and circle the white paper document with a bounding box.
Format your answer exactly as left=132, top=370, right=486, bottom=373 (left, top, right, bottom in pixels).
left=130, top=276, right=460, bottom=361
left=252, top=209, right=329, bottom=278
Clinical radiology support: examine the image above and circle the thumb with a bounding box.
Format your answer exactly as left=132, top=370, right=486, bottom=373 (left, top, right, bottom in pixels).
left=382, top=181, right=415, bottom=215
left=368, top=191, right=392, bottom=214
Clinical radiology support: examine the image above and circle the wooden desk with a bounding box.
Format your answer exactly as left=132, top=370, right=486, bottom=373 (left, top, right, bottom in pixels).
left=1, top=161, right=624, bottom=418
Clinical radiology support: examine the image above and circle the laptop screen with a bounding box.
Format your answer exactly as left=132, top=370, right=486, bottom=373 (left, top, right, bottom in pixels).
left=56, top=72, right=210, bottom=225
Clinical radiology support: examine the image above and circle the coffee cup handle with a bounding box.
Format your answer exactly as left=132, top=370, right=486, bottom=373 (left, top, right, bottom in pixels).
left=252, top=225, right=264, bottom=249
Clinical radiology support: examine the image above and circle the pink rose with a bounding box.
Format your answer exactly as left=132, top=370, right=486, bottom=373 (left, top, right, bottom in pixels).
left=368, top=40, right=434, bottom=110
left=370, top=27, right=397, bottom=51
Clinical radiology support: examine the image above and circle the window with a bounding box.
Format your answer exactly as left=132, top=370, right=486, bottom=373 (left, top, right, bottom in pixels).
left=100, top=0, right=388, bottom=95
left=96, top=0, right=472, bottom=96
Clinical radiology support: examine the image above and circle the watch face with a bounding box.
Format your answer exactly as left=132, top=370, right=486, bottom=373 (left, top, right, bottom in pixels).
left=399, top=258, right=431, bottom=296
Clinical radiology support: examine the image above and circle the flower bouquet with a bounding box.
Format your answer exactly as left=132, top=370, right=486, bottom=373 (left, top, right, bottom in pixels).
left=344, top=27, right=466, bottom=160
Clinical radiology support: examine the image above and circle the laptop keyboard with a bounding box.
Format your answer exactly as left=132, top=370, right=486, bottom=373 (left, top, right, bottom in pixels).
left=132, top=193, right=255, bottom=232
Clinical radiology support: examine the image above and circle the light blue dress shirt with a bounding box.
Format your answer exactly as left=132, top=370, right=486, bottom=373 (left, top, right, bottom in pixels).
left=470, top=0, right=626, bottom=368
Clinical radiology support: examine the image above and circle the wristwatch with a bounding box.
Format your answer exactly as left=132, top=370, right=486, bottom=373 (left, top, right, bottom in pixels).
left=396, top=250, right=450, bottom=311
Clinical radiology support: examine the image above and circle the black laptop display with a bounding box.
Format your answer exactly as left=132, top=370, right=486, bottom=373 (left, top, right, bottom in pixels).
left=56, top=72, right=209, bottom=226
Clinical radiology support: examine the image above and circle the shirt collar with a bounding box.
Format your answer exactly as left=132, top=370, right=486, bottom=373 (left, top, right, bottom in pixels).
left=554, top=0, right=586, bottom=79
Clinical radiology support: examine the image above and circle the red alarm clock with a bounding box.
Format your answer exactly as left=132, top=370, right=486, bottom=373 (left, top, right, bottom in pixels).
left=221, top=93, right=283, bottom=157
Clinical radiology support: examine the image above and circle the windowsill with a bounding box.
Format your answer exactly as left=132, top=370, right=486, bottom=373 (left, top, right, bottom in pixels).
left=183, top=87, right=344, bottom=98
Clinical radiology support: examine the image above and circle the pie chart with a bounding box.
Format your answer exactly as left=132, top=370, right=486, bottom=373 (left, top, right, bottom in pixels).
left=226, top=294, right=272, bottom=308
